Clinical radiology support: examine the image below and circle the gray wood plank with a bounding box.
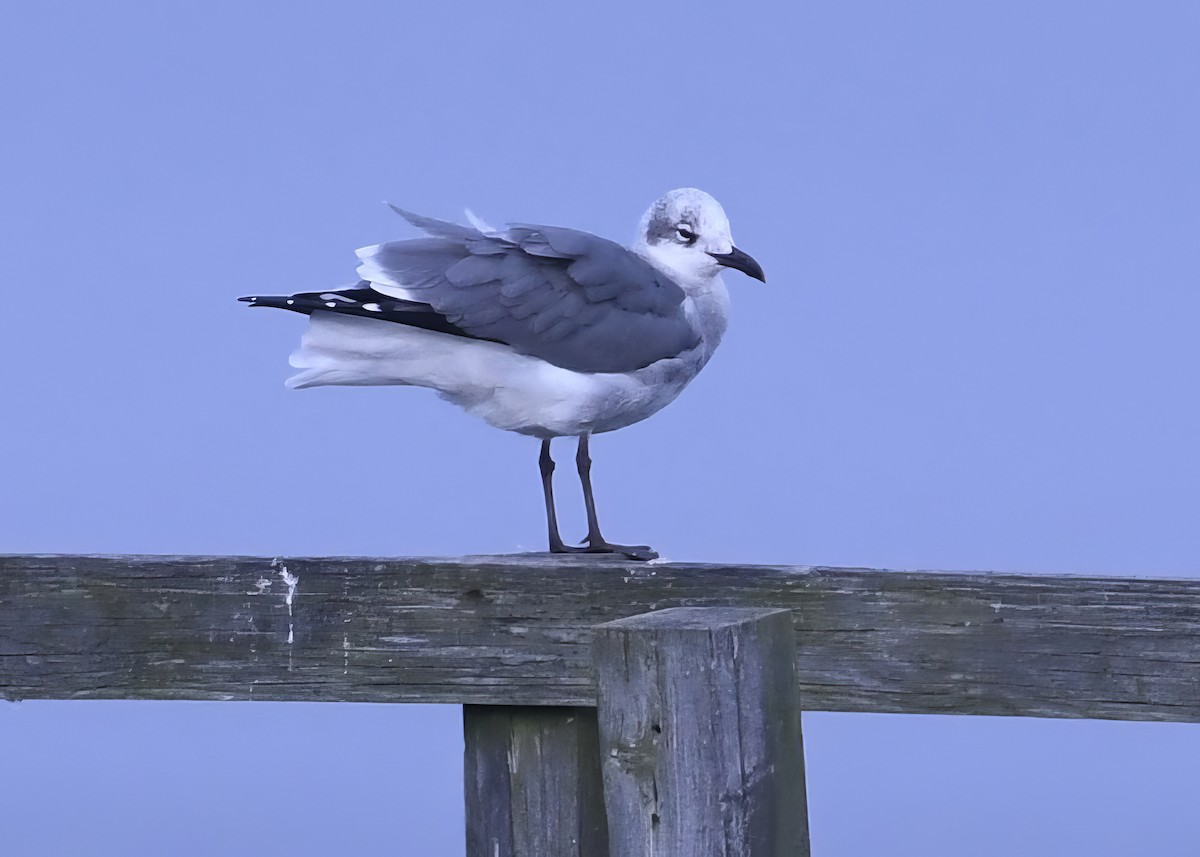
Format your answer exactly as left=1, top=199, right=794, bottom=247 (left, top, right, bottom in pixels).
left=3, top=554, right=1200, bottom=721
left=593, top=608, right=809, bottom=857
left=464, top=706, right=608, bottom=857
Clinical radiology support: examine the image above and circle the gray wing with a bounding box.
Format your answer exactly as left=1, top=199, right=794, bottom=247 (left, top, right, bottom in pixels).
left=354, top=206, right=700, bottom=373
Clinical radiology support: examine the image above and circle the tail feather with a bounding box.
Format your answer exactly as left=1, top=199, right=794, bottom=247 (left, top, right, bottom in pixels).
left=285, top=312, right=516, bottom=392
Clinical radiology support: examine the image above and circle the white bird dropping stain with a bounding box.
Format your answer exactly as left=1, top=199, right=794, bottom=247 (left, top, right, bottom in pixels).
left=279, top=565, right=299, bottom=645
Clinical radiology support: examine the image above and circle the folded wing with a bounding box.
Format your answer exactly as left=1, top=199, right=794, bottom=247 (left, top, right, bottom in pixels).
left=351, top=206, right=700, bottom=373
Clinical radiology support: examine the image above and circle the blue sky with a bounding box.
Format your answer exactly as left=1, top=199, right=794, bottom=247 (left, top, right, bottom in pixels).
left=2, top=1, right=1198, bottom=853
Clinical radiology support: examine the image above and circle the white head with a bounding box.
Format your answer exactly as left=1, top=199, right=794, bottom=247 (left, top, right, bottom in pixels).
left=633, top=188, right=765, bottom=284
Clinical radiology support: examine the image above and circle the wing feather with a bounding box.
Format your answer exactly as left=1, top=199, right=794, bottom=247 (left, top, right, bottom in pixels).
left=352, top=209, right=699, bottom=373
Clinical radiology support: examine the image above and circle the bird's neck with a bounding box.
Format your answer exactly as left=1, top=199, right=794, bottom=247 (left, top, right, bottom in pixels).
left=681, top=273, right=731, bottom=356
left=635, top=245, right=731, bottom=352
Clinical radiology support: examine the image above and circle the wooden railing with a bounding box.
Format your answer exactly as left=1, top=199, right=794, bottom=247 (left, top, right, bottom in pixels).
left=3, top=554, right=1198, bottom=855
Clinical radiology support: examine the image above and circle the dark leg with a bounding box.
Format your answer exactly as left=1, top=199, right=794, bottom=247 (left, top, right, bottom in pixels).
left=540, top=439, right=574, bottom=554
left=575, top=436, right=605, bottom=546
left=575, top=435, right=658, bottom=561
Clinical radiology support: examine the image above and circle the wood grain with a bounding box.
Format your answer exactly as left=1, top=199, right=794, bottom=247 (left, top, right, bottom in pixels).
left=593, top=608, right=809, bottom=857
left=464, top=706, right=609, bottom=857
left=2, top=554, right=1199, bottom=721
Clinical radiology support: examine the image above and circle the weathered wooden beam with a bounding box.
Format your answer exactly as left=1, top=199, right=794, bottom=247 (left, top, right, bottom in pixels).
left=593, top=608, right=809, bottom=857
left=463, top=706, right=608, bottom=857
left=3, top=554, right=1200, bottom=721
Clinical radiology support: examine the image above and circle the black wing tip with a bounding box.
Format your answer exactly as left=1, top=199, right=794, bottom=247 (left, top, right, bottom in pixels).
left=240, top=295, right=298, bottom=309
left=239, top=294, right=301, bottom=313
left=235, top=287, right=487, bottom=342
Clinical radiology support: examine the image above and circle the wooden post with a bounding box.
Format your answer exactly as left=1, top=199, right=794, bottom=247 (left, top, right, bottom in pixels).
left=463, top=705, right=609, bottom=857
left=593, top=607, right=810, bottom=857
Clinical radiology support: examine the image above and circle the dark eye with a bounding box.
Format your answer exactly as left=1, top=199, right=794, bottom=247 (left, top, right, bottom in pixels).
left=676, top=227, right=697, bottom=245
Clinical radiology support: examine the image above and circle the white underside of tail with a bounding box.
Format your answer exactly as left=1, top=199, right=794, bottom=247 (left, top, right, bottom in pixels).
left=287, top=312, right=701, bottom=437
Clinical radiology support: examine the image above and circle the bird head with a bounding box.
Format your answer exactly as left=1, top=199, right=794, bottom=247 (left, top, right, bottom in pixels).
left=634, top=188, right=765, bottom=284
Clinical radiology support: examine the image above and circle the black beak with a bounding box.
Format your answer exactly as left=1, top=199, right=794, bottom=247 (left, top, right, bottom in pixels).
left=707, top=246, right=766, bottom=282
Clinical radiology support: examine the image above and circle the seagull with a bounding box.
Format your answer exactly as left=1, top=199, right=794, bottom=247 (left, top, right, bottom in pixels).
left=240, top=188, right=765, bottom=560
